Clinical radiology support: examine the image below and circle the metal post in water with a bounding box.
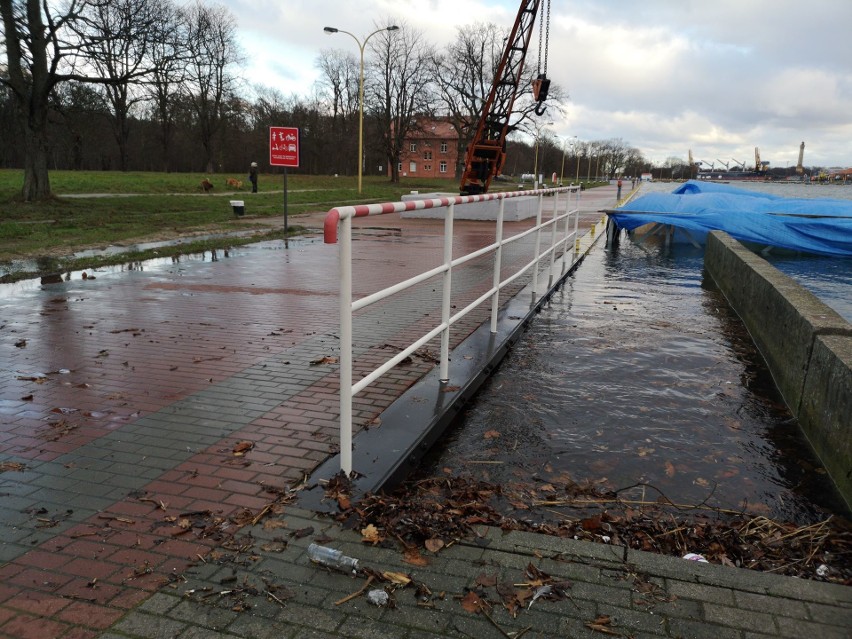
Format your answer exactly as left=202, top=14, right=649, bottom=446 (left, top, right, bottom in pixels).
left=284, top=168, right=289, bottom=248
left=531, top=192, right=544, bottom=296
left=548, top=190, right=559, bottom=288
left=339, top=215, right=353, bottom=475
left=439, top=202, right=454, bottom=382
left=490, top=197, right=506, bottom=334
left=573, top=188, right=580, bottom=257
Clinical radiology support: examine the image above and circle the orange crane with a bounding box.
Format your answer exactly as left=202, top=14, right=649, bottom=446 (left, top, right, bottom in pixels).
left=459, top=0, right=550, bottom=195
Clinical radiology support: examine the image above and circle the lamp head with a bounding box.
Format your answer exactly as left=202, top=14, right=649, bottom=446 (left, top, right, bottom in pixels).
left=387, top=25, right=399, bottom=31
left=323, top=27, right=338, bottom=34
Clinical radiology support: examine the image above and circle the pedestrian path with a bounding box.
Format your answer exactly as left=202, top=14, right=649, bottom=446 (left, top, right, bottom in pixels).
left=0, top=185, right=848, bottom=638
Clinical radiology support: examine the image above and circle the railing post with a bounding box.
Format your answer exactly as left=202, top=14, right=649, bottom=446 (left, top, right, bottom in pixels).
left=339, top=215, right=353, bottom=476
left=531, top=192, right=544, bottom=295
left=548, top=190, right=559, bottom=288
left=490, top=196, right=506, bottom=333
left=573, top=188, right=580, bottom=257
left=560, top=188, right=572, bottom=272
left=439, top=202, right=454, bottom=382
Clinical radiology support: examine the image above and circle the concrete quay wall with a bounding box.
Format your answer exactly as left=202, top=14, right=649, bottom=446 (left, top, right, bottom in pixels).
left=704, top=231, right=852, bottom=507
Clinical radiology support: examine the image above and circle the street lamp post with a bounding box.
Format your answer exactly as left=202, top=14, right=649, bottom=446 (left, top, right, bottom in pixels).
left=573, top=136, right=580, bottom=184
left=324, top=24, right=399, bottom=194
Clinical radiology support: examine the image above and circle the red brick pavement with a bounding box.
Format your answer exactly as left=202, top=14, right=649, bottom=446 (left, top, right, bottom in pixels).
left=0, top=188, right=615, bottom=637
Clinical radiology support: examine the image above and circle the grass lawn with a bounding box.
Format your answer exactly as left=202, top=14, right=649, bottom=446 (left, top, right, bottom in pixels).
left=0, top=170, right=478, bottom=278
left=0, top=169, right=601, bottom=281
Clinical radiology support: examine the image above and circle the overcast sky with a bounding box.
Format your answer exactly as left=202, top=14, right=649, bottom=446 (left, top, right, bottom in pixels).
left=222, top=0, right=852, bottom=169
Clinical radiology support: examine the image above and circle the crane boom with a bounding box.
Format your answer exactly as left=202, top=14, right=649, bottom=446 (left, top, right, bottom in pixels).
left=459, top=0, right=543, bottom=195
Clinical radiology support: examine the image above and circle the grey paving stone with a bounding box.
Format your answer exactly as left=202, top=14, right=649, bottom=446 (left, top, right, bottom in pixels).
left=774, top=614, right=852, bottom=639
left=137, top=591, right=182, bottom=615
left=804, top=600, right=852, bottom=625
left=112, top=611, right=187, bottom=639
left=599, top=604, right=670, bottom=636
left=168, top=599, right=240, bottom=630
left=667, top=617, right=742, bottom=639
left=765, top=576, right=852, bottom=605
left=703, top=601, right=778, bottom=633
left=568, top=580, right=634, bottom=608
left=665, top=580, right=736, bottom=606
left=228, top=613, right=299, bottom=639
left=734, top=589, right=808, bottom=617
left=328, top=615, right=404, bottom=639
left=177, top=626, right=242, bottom=639
left=272, top=598, right=344, bottom=633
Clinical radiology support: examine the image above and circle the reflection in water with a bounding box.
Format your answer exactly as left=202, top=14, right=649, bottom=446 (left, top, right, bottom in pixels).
left=418, top=239, right=849, bottom=525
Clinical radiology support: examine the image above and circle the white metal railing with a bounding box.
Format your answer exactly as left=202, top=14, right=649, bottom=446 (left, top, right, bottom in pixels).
left=323, top=186, right=581, bottom=474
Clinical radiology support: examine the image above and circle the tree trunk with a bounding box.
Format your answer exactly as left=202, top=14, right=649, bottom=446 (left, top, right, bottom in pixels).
left=20, top=107, right=52, bottom=201
left=388, top=153, right=399, bottom=183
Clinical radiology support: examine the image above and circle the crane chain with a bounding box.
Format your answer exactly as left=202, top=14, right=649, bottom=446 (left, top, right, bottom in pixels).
left=544, top=0, right=550, bottom=74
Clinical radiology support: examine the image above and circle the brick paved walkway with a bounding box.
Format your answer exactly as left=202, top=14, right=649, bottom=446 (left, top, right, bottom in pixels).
left=2, top=185, right=847, bottom=638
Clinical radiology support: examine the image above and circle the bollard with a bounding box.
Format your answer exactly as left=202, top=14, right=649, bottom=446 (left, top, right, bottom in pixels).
left=230, top=200, right=245, bottom=216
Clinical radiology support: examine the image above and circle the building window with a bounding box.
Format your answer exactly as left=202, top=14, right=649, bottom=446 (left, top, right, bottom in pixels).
left=424, top=150, right=432, bottom=160
left=440, top=142, right=448, bottom=153
left=409, top=142, right=417, bottom=152
left=439, top=161, right=447, bottom=173
left=397, top=162, right=402, bottom=172
left=425, top=164, right=432, bottom=171
left=409, top=161, right=417, bottom=173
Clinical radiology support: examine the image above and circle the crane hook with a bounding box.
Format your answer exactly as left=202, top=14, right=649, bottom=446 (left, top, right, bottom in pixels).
left=532, top=73, right=550, bottom=116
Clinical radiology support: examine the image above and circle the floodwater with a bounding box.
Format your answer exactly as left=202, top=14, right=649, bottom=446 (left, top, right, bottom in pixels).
left=417, top=235, right=849, bottom=525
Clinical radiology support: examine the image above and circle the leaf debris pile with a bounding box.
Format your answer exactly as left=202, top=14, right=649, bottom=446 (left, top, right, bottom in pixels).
left=334, top=476, right=852, bottom=584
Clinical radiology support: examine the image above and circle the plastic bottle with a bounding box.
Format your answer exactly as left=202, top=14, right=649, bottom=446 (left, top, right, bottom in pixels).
left=307, top=543, right=359, bottom=571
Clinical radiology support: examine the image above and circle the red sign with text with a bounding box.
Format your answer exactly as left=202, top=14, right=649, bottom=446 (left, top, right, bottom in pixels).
left=269, top=126, right=300, bottom=167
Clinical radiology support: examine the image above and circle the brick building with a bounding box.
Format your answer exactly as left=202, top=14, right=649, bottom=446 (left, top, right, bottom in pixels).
left=391, top=119, right=460, bottom=180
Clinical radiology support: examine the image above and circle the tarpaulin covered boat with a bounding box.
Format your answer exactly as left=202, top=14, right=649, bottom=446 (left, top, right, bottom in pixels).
left=606, top=180, right=852, bottom=257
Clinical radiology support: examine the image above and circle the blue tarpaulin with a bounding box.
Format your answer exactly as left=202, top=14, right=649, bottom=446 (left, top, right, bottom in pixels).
left=608, top=180, right=852, bottom=257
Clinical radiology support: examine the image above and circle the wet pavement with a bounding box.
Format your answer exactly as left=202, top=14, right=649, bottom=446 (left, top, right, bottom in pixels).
left=0, top=185, right=849, bottom=638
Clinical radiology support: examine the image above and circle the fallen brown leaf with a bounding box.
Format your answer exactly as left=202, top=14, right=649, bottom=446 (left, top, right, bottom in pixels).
left=233, top=441, right=253, bottom=456
left=403, top=547, right=429, bottom=566
left=361, top=524, right=381, bottom=544
left=424, top=538, right=444, bottom=553
left=460, top=590, right=483, bottom=613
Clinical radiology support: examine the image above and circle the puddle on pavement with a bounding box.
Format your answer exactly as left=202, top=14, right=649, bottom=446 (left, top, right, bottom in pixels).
left=416, top=238, right=850, bottom=526
left=0, top=243, right=282, bottom=299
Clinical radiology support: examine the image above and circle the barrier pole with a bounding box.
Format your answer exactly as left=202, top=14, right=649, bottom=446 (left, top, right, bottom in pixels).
left=548, top=191, right=560, bottom=288
left=531, top=193, right=544, bottom=295
left=490, top=197, right=506, bottom=333
left=339, top=215, right=353, bottom=475
left=439, top=202, right=454, bottom=382
left=573, top=189, right=580, bottom=256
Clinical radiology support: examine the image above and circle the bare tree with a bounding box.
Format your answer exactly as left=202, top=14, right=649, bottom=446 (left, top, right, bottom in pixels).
left=50, top=80, right=111, bottom=170
left=597, top=138, right=629, bottom=180
left=366, top=21, right=435, bottom=183
left=71, top=0, right=165, bottom=171
left=431, top=20, right=567, bottom=180
left=431, top=22, right=505, bottom=173
left=143, top=0, right=187, bottom=172
left=183, top=1, right=241, bottom=173
left=2, top=0, right=84, bottom=200
left=0, top=0, right=167, bottom=199
left=315, top=48, right=359, bottom=175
